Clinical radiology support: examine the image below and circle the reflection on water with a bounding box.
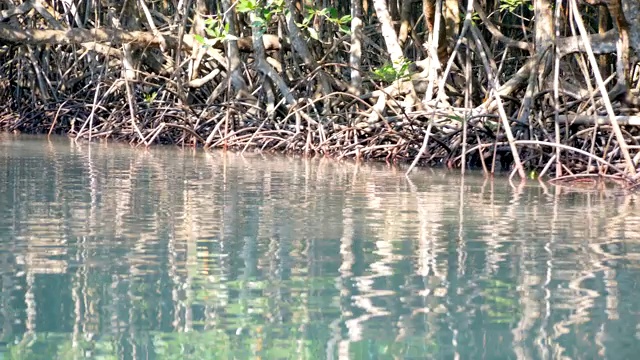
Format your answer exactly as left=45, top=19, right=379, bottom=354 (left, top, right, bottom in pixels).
left=1, top=134, right=639, bottom=359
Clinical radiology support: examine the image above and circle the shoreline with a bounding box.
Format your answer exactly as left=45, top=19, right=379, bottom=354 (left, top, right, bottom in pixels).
left=2, top=127, right=635, bottom=194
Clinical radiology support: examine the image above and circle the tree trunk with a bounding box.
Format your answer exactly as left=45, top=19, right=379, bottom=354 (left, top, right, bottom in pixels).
left=398, top=0, right=412, bottom=48
left=252, top=1, right=295, bottom=106
left=350, top=0, right=364, bottom=94
left=189, top=0, right=208, bottom=81
left=285, top=0, right=332, bottom=95
left=120, top=0, right=140, bottom=81
left=534, top=0, right=554, bottom=65
left=373, top=0, right=418, bottom=107
left=443, top=0, right=459, bottom=58
left=373, top=0, right=405, bottom=65
left=607, top=0, right=636, bottom=104
left=221, top=0, right=247, bottom=93
left=423, top=0, right=449, bottom=64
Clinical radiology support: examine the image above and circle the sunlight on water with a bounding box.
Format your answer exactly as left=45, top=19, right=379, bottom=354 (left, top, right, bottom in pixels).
left=0, top=133, right=639, bottom=359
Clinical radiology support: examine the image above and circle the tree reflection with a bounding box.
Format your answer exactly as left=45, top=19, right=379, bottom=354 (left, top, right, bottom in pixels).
left=0, top=135, right=638, bottom=359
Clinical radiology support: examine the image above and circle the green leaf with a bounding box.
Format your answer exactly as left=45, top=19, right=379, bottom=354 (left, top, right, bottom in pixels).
left=236, top=0, right=256, bottom=13
left=339, top=15, right=352, bottom=24
left=308, top=27, right=319, bottom=40
left=262, top=8, right=272, bottom=21
left=204, top=18, right=215, bottom=27
left=327, top=7, right=338, bottom=19
left=303, top=12, right=314, bottom=25
left=193, top=34, right=205, bottom=45
left=204, top=27, right=216, bottom=38
left=339, top=25, right=351, bottom=34
left=251, top=18, right=265, bottom=29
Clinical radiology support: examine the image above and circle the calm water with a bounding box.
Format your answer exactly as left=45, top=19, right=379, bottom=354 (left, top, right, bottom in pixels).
left=0, top=134, right=639, bottom=360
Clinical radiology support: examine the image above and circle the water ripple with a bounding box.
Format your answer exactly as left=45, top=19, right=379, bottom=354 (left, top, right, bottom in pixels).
left=0, top=136, right=639, bottom=358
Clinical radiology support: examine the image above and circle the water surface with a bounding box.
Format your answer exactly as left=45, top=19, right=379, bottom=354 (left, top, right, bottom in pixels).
left=0, top=134, right=639, bottom=359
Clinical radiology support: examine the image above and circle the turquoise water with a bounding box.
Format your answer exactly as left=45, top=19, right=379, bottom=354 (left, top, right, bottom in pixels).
left=0, top=134, right=639, bottom=359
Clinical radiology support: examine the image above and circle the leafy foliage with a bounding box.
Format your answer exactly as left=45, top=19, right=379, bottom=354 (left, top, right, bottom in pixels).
left=372, top=58, right=413, bottom=84
left=296, top=7, right=352, bottom=41
left=193, top=17, right=238, bottom=47
left=499, top=0, right=533, bottom=13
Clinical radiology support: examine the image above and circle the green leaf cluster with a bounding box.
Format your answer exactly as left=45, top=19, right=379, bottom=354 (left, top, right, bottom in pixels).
left=193, top=18, right=238, bottom=47
left=236, top=0, right=285, bottom=35
left=372, top=58, right=412, bottom=84
left=499, top=0, right=533, bottom=13
left=296, top=7, right=352, bottom=41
